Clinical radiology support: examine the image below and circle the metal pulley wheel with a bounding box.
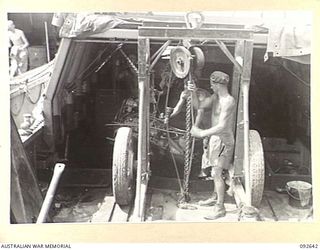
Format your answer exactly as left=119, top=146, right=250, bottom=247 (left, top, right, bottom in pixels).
left=112, top=127, right=135, bottom=206
left=170, top=46, right=192, bottom=79
left=190, top=46, right=205, bottom=71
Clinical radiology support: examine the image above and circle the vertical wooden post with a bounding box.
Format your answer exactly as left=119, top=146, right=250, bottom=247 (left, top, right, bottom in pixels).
left=241, top=40, right=254, bottom=206
left=133, top=38, right=150, bottom=220
left=232, top=40, right=244, bottom=177
left=231, top=41, right=244, bottom=100
left=43, top=38, right=72, bottom=150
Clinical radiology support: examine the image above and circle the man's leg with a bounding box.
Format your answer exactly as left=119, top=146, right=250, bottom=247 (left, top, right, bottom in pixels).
left=10, top=57, right=18, bottom=78
left=18, top=50, right=28, bottom=74
left=212, top=165, right=225, bottom=205
left=204, top=157, right=228, bottom=220
left=226, top=164, right=235, bottom=197
left=198, top=137, right=211, bottom=179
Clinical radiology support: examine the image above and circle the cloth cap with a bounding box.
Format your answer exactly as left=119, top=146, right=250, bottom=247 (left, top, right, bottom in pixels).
left=210, top=71, right=229, bottom=85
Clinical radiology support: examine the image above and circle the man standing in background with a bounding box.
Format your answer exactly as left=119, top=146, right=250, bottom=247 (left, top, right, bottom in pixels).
left=8, top=20, right=29, bottom=78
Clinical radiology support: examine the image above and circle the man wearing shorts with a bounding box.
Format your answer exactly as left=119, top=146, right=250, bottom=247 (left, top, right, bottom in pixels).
left=8, top=20, right=29, bottom=78
left=191, top=71, right=236, bottom=220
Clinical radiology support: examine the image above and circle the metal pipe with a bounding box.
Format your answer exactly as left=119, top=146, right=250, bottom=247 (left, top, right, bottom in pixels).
left=242, top=82, right=251, bottom=206
left=150, top=40, right=168, bottom=61
left=36, top=163, right=65, bottom=223
left=149, top=40, right=171, bottom=71
left=215, top=40, right=242, bottom=73
left=105, top=123, right=186, bottom=135
left=44, top=22, right=50, bottom=62
left=133, top=38, right=150, bottom=220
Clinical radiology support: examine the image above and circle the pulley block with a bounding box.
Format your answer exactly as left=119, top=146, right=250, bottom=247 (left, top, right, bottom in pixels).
left=170, top=46, right=192, bottom=79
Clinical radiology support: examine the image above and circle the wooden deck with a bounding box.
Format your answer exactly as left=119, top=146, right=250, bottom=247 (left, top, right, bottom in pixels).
left=52, top=185, right=313, bottom=223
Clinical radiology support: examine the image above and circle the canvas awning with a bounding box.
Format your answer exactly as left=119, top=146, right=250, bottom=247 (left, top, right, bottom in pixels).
left=53, top=12, right=311, bottom=64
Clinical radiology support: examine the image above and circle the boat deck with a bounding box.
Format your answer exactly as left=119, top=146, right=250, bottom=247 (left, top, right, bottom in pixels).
left=51, top=184, right=313, bottom=223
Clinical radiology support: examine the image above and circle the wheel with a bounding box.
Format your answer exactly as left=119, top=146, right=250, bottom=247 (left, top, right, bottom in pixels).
left=112, top=127, right=135, bottom=206
left=248, top=129, right=265, bottom=207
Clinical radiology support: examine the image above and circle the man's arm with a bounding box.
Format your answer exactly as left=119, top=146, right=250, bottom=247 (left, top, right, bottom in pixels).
left=194, top=108, right=204, bottom=127
left=19, top=30, right=29, bottom=50
left=170, top=90, right=188, bottom=118
left=191, top=97, right=235, bottom=138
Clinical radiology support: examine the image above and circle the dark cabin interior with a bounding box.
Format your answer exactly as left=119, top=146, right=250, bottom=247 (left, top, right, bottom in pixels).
left=44, top=41, right=310, bottom=189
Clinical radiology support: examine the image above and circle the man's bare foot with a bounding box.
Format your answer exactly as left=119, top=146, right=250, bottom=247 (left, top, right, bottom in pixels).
left=204, top=204, right=226, bottom=220
left=198, top=193, right=217, bottom=206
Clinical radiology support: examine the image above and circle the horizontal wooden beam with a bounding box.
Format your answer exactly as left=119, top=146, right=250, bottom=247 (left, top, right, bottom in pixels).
left=139, top=27, right=253, bottom=40
left=89, top=29, right=138, bottom=39
left=142, top=21, right=245, bottom=29
left=86, top=29, right=267, bottom=45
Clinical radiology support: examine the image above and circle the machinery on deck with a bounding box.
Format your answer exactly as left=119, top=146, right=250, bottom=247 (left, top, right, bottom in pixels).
left=10, top=12, right=275, bottom=223
left=110, top=14, right=265, bottom=221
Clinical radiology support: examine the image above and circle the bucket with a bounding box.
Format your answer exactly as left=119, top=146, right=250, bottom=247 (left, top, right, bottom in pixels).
left=286, top=181, right=312, bottom=209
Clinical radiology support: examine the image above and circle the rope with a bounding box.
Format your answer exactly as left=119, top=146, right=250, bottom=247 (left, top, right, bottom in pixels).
left=94, top=44, right=124, bottom=74
left=11, top=93, right=26, bottom=116
left=77, top=44, right=111, bottom=79
left=164, top=70, right=184, bottom=194
left=26, top=83, right=43, bottom=104
left=64, top=44, right=119, bottom=92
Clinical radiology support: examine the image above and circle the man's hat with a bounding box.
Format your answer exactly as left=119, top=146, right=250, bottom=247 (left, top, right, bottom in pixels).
left=210, top=71, right=229, bottom=85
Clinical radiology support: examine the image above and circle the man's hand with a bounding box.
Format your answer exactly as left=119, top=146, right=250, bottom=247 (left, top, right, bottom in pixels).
left=180, top=81, right=196, bottom=100
left=186, top=80, right=196, bottom=92
left=190, top=125, right=204, bottom=138
left=163, top=107, right=174, bottom=124
left=180, top=89, right=189, bottom=100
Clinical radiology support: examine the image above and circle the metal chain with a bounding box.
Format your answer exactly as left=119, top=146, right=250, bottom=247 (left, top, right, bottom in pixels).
left=180, top=91, right=192, bottom=203
left=119, top=48, right=138, bottom=75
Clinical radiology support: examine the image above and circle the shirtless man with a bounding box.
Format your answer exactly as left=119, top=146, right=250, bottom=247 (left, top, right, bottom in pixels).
left=8, top=20, right=29, bottom=77
left=190, top=71, right=236, bottom=220
left=164, top=78, right=214, bottom=179
left=166, top=80, right=212, bottom=129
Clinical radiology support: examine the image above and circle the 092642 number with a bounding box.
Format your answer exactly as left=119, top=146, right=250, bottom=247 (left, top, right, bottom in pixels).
left=300, top=244, right=318, bottom=248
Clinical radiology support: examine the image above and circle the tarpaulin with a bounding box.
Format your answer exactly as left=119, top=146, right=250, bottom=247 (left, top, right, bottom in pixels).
left=264, top=24, right=311, bottom=64
left=54, top=13, right=125, bottom=38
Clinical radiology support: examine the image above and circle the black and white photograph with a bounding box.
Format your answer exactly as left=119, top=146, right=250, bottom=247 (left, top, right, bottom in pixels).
left=7, top=11, right=313, bottom=226
left=7, top=11, right=313, bottom=224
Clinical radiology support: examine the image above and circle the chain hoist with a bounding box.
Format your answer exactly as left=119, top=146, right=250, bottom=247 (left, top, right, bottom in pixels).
left=169, top=42, right=204, bottom=206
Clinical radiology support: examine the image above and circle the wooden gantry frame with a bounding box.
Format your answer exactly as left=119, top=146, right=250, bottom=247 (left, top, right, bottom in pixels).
left=42, top=19, right=257, bottom=221
left=133, top=22, right=254, bottom=220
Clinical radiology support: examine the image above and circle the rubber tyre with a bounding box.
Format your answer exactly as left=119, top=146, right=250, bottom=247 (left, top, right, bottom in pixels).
left=112, top=127, right=135, bottom=206
left=248, top=130, right=265, bottom=207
